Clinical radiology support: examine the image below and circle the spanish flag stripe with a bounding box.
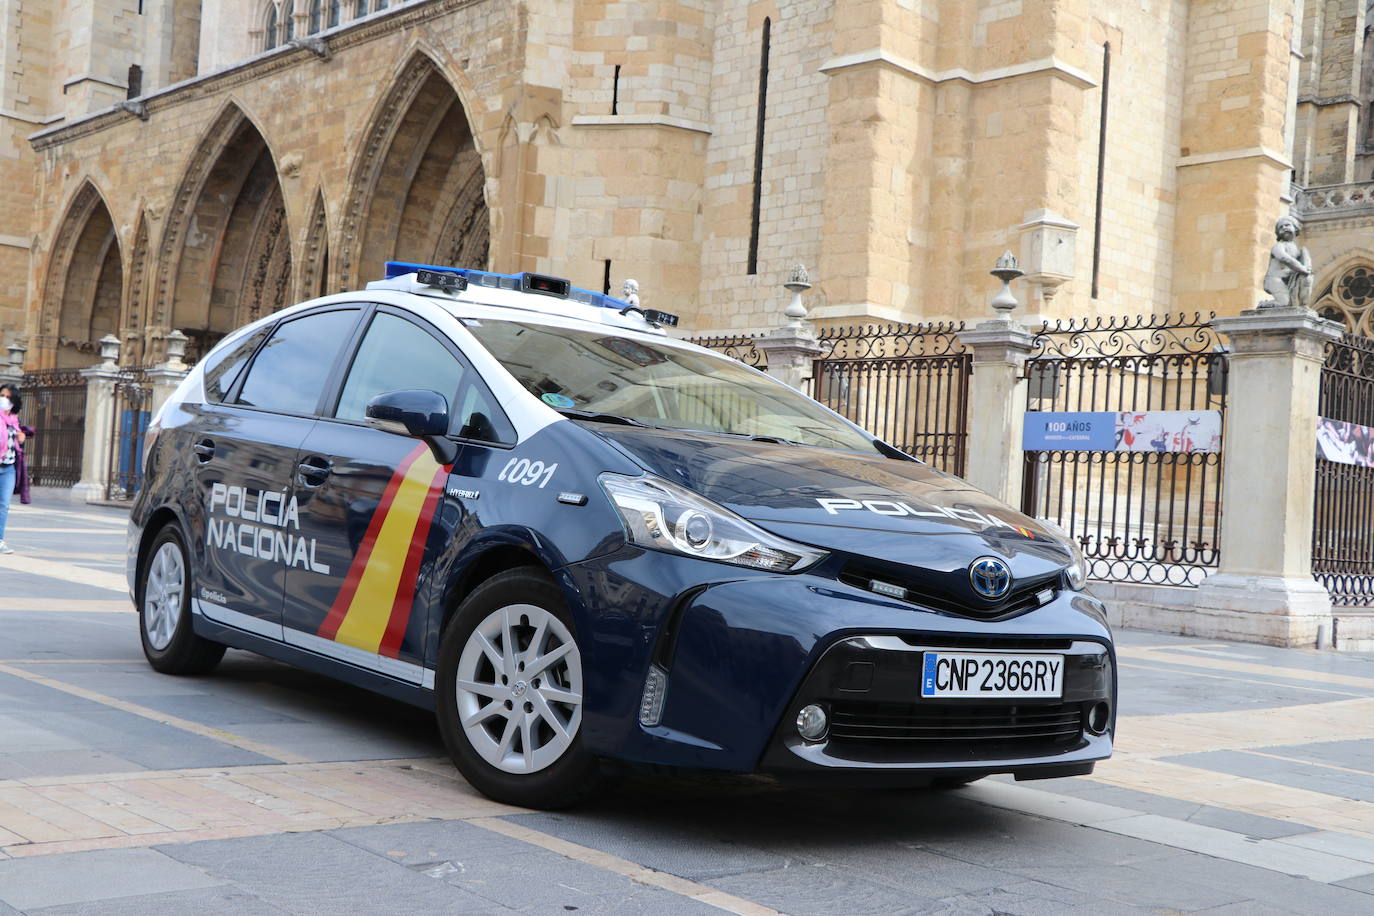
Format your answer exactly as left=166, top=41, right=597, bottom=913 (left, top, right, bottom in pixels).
left=316, top=444, right=426, bottom=641
left=378, top=465, right=447, bottom=659
left=332, top=449, right=444, bottom=653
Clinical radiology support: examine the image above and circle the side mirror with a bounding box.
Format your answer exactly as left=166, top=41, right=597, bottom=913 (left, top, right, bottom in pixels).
left=365, top=389, right=449, bottom=438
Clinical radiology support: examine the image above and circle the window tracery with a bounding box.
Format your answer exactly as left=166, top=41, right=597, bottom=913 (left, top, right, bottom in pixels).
left=1314, top=263, right=1374, bottom=336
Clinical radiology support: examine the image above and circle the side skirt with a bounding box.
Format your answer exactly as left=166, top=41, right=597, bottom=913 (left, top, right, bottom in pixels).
left=191, top=615, right=437, bottom=712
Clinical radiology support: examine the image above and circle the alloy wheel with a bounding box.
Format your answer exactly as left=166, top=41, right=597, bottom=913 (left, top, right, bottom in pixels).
left=143, top=541, right=185, bottom=651
left=453, top=603, right=583, bottom=774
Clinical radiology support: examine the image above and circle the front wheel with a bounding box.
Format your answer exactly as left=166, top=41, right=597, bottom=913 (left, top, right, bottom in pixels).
left=138, top=523, right=225, bottom=675
left=435, top=568, right=601, bottom=808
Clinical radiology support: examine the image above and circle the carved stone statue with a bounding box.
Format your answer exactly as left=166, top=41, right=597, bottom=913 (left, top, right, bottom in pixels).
left=621, top=278, right=640, bottom=308
left=1261, top=216, right=1313, bottom=309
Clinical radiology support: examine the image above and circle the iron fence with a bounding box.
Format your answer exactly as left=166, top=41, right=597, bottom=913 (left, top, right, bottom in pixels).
left=105, top=368, right=153, bottom=501
left=811, top=322, right=971, bottom=475
left=1313, top=332, right=1374, bottom=606
left=1021, top=313, right=1227, bottom=586
left=18, top=369, right=88, bottom=488
left=684, top=334, right=766, bottom=368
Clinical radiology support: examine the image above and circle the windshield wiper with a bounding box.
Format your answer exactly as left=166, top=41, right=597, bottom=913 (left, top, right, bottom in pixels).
left=555, top=408, right=650, bottom=427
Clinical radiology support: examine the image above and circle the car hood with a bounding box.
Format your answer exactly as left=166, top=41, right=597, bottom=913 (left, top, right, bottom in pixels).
left=587, top=426, right=1073, bottom=576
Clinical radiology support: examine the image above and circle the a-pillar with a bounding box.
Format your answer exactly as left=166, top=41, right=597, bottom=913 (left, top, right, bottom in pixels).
left=72, top=335, right=123, bottom=503
left=146, top=330, right=190, bottom=418
left=956, top=319, right=1034, bottom=505
left=1194, top=307, right=1343, bottom=646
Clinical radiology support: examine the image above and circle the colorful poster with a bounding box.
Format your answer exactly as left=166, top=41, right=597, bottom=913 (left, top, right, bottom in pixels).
left=1317, top=417, right=1374, bottom=468
left=1024, top=411, right=1222, bottom=453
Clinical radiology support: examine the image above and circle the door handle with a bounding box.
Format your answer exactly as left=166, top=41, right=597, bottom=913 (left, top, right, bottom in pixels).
left=296, top=456, right=333, bottom=487
left=193, top=439, right=215, bottom=463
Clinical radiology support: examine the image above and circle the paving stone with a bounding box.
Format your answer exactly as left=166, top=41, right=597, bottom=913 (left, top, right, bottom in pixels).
left=156, top=830, right=511, bottom=914
left=1332, top=872, right=1374, bottom=894
left=1008, top=862, right=1245, bottom=911
left=708, top=862, right=943, bottom=916
left=1120, top=852, right=1374, bottom=915
left=0, top=848, right=225, bottom=910
left=27, top=885, right=287, bottom=916
left=1164, top=749, right=1374, bottom=803
left=331, top=819, right=725, bottom=914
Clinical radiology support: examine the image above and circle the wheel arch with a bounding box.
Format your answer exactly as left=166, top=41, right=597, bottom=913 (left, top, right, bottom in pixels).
left=437, top=541, right=551, bottom=635
left=135, top=506, right=185, bottom=600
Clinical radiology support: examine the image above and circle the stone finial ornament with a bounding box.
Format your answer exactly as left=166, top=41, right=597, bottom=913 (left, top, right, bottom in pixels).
left=990, top=251, right=1024, bottom=315
left=621, top=278, right=640, bottom=308
left=1260, top=216, right=1313, bottom=310
left=783, top=264, right=813, bottom=330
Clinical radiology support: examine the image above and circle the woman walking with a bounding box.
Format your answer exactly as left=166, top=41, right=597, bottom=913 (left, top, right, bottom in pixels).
left=0, top=383, right=24, bottom=554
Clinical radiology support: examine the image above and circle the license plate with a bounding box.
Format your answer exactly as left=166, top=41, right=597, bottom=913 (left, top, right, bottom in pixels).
left=920, top=652, right=1064, bottom=699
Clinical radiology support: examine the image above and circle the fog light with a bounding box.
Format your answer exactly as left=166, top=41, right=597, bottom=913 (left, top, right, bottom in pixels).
left=796, top=704, right=828, bottom=741
left=1085, top=701, right=1111, bottom=736
left=639, top=665, right=668, bottom=727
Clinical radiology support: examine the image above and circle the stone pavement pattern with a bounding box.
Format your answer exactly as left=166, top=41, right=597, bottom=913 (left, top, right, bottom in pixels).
left=0, top=496, right=1373, bottom=914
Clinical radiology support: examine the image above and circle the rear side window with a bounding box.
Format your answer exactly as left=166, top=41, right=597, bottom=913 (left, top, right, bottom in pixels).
left=202, top=327, right=269, bottom=403
left=235, top=309, right=359, bottom=415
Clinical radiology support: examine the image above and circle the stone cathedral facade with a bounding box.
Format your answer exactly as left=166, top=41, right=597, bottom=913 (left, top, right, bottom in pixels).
left=0, top=0, right=1353, bottom=370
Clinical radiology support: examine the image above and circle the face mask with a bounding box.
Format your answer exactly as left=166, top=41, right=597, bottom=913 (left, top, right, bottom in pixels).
left=0, top=397, right=10, bottom=412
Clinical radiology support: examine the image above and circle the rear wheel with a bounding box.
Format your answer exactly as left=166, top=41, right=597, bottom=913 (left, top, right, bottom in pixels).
left=138, top=523, right=225, bottom=675
left=436, top=568, right=601, bottom=808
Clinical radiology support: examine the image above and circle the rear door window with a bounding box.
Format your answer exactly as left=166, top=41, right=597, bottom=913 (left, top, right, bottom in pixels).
left=234, top=309, right=360, bottom=415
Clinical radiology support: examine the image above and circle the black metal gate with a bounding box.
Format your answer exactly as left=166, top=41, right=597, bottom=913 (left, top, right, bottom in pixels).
left=811, top=323, right=971, bottom=475
left=19, top=369, right=88, bottom=488
left=1313, top=332, right=1374, bottom=606
left=106, top=368, right=153, bottom=501
left=1021, top=314, right=1227, bottom=586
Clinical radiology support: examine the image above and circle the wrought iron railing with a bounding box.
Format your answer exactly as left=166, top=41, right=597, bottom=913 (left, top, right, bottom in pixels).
left=1313, top=332, right=1374, bottom=606
left=684, top=334, right=766, bottom=367
left=812, top=322, right=970, bottom=475
left=1021, top=313, right=1227, bottom=587
left=19, top=369, right=88, bottom=488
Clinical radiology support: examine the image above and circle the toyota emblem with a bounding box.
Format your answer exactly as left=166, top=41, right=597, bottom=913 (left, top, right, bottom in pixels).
left=969, top=556, right=1012, bottom=600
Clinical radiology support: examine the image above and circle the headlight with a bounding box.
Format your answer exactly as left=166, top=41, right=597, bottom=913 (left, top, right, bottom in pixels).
left=1039, top=518, right=1089, bottom=590
left=600, top=474, right=827, bottom=572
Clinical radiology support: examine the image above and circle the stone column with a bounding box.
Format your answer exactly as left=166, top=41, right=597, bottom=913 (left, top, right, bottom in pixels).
left=0, top=339, right=26, bottom=387
left=72, top=335, right=123, bottom=503
left=1193, top=307, right=1343, bottom=646
left=146, top=330, right=190, bottom=418
left=755, top=330, right=826, bottom=392
left=956, top=319, right=1034, bottom=504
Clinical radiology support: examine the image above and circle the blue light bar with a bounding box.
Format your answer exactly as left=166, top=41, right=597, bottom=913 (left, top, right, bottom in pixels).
left=382, top=261, right=635, bottom=313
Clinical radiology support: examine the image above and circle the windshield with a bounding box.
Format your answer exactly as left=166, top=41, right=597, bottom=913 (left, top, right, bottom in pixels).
left=462, top=318, right=884, bottom=455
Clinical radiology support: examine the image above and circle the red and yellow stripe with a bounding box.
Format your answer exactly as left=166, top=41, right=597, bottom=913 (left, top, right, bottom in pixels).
left=317, top=444, right=448, bottom=658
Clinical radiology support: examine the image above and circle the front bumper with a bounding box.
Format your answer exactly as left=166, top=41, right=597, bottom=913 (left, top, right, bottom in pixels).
left=563, top=552, right=1115, bottom=777
left=759, top=634, right=1113, bottom=784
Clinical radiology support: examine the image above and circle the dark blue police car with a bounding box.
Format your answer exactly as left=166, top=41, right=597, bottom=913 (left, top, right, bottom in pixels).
left=128, top=263, right=1115, bottom=808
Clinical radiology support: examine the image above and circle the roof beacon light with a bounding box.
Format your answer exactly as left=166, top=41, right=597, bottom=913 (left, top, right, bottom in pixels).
left=378, top=261, right=680, bottom=327
left=415, top=269, right=467, bottom=293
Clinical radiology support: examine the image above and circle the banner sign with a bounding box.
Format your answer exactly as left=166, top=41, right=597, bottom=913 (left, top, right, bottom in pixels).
left=1317, top=417, right=1374, bottom=467
left=1024, top=411, right=1222, bottom=453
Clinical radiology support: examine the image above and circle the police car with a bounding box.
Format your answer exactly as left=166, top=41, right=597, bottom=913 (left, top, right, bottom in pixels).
left=128, top=262, right=1116, bottom=808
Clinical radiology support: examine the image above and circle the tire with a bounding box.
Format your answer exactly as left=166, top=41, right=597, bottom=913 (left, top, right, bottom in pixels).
left=436, top=568, right=601, bottom=809
left=138, top=523, right=226, bottom=675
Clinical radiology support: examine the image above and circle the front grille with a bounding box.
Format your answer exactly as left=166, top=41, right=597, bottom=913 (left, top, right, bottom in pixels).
left=838, top=563, right=1059, bottom=620
left=828, top=700, right=1085, bottom=759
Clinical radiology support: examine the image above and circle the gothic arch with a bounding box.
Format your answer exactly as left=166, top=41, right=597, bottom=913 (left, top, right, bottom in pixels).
left=123, top=213, right=151, bottom=364
left=156, top=101, right=291, bottom=362
left=298, top=189, right=330, bottom=299
left=337, top=49, right=490, bottom=289
left=41, top=181, right=125, bottom=368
